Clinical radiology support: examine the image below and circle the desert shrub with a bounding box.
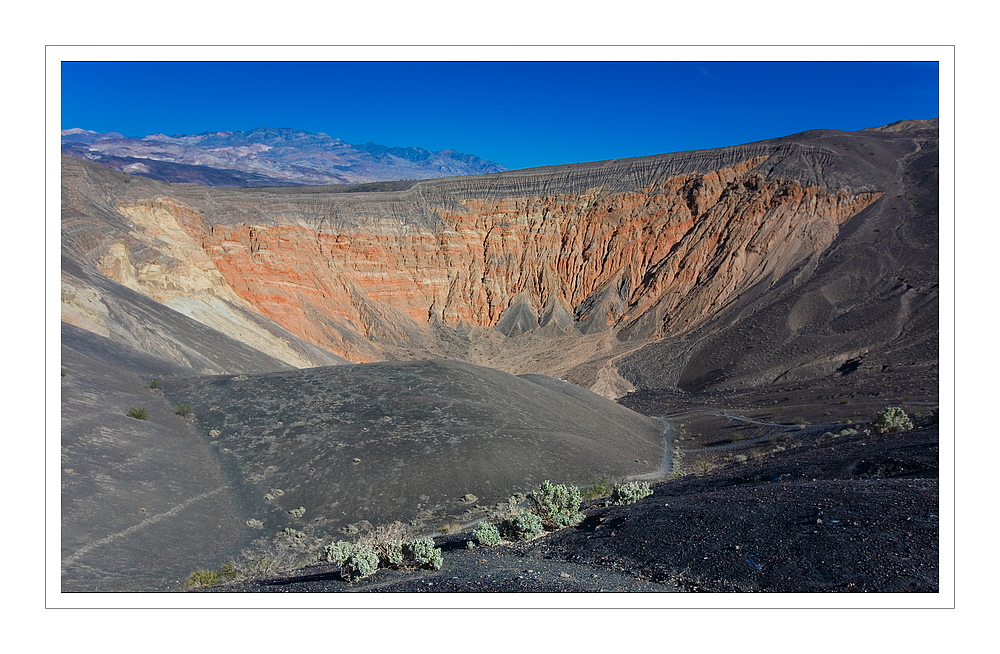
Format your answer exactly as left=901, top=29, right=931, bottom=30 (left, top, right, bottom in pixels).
left=147, top=379, right=162, bottom=390
left=406, top=537, right=444, bottom=570
left=500, top=512, right=545, bottom=541
left=528, top=480, right=584, bottom=529
left=581, top=476, right=615, bottom=500
left=324, top=540, right=354, bottom=565
left=175, top=404, right=192, bottom=417
left=341, top=544, right=380, bottom=581
left=356, top=521, right=410, bottom=564
left=184, top=569, right=220, bottom=589
left=873, top=406, right=913, bottom=434
left=184, top=562, right=240, bottom=590
left=472, top=521, right=502, bottom=546
left=488, top=495, right=527, bottom=523
left=234, top=536, right=311, bottom=578
left=607, top=481, right=653, bottom=506
left=689, top=454, right=720, bottom=476
left=127, top=407, right=148, bottom=420
left=384, top=540, right=405, bottom=566
left=217, top=562, right=241, bottom=583
left=325, top=523, right=441, bottom=580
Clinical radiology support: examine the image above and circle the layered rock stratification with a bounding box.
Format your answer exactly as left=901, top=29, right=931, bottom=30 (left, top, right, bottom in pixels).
left=62, top=121, right=936, bottom=389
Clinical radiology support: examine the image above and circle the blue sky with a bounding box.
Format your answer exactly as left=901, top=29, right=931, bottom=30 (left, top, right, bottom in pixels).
left=61, top=61, right=938, bottom=171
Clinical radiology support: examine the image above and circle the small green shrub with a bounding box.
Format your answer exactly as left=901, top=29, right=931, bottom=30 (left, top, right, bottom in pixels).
left=581, top=476, right=615, bottom=500
left=217, top=562, right=241, bottom=584
left=472, top=521, right=502, bottom=546
left=175, top=404, right=192, bottom=417
left=873, top=406, right=913, bottom=434
left=184, top=562, right=240, bottom=590
left=528, top=480, right=584, bottom=529
left=406, top=537, right=443, bottom=570
left=127, top=407, right=148, bottom=420
left=324, top=540, right=353, bottom=565
left=184, top=569, right=220, bottom=589
left=501, top=512, right=545, bottom=541
left=341, top=544, right=380, bottom=581
left=607, top=481, right=653, bottom=506
left=384, top=540, right=405, bottom=566
left=147, top=379, right=162, bottom=390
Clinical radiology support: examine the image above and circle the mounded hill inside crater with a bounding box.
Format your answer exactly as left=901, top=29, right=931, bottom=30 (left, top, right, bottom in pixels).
left=163, top=359, right=665, bottom=540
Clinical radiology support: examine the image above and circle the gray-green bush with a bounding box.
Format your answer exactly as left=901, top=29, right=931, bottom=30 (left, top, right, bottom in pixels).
left=384, top=540, right=405, bottom=566
left=873, top=406, right=914, bottom=434
left=606, top=481, right=653, bottom=506
left=528, top=480, right=584, bottom=529
left=324, top=526, right=444, bottom=582
left=472, top=521, right=502, bottom=546
left=324, top=540, right=353, bottom=565
left=341, top=544, right=380, bottom=581
left=406, top=537, right=444, bottom=570
left=501, top=512, right=545, bottom=541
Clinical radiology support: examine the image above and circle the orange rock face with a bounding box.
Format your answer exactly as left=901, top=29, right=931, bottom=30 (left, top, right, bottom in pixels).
left=175, top=158, right=879, bottom=362
left=67, top=151, right=881, bottom=368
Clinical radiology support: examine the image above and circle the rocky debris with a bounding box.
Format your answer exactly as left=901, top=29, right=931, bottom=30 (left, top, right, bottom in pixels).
left=204, top=420, right=937, bottom=594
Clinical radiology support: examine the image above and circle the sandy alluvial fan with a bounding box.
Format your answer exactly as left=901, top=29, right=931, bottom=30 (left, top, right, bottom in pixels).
left=60, top=119, right=938, bottom=592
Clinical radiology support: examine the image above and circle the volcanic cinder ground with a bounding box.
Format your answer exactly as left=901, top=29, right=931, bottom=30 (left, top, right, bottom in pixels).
left=60, top=119, right=939, bottom=593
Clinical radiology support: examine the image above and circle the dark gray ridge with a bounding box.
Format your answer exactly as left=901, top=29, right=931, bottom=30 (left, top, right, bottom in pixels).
left=61, top=122, right=936, bottom=235
left=494, top=299, right=539, bottom=337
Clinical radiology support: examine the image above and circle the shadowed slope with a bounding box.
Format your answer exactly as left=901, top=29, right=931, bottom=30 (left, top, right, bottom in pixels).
left=618, top=119, right=938, bottom=394
left=61, top=324, right=245, bottom=591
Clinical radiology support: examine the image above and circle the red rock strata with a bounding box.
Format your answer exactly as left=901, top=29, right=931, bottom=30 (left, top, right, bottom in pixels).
left=176, top=159, right=878, bottom=361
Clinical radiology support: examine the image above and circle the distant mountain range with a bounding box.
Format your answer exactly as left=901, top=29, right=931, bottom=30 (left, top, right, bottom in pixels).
left=60, top=126, right=509, bottom=187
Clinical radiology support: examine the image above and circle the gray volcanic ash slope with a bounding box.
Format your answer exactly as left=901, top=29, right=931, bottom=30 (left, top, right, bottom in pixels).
left=61, top=324, right=246, bottom=591
left=60, top=331, right=662, bottom=591
left=163, top=360, right=664, bottom=539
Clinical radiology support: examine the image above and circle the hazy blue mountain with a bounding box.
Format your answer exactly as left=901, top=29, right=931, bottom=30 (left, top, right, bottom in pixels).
left=60, top=126, right=508, bottom=187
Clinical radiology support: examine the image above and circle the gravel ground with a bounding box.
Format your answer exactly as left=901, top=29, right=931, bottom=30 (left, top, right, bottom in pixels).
left=199, top=418, right=938, bottom=594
